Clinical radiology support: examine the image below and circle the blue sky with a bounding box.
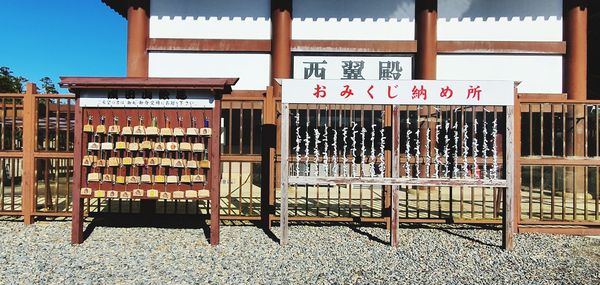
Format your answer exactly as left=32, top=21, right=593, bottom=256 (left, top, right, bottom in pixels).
left=0, top=0, right=127, bottom=92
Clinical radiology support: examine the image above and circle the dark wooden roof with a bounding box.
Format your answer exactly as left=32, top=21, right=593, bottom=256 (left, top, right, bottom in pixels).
left=59, top=77, right=239, bottom=91
left=101, top=0, right=146, bottom=18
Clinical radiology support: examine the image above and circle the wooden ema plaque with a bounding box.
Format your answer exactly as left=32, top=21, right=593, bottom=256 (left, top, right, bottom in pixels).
left=63, top=76, right=237, bottom=246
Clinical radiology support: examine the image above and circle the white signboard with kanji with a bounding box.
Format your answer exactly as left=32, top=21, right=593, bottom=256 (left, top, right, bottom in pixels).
left=281, top=79, right=514, bottom=106
left=79, top=89, right=215, bottom=108
left=293, top=56, right=412, bottom=81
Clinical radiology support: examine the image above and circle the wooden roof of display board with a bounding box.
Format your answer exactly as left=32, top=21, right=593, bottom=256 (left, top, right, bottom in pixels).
left=59, top=77, right=239, bottom=91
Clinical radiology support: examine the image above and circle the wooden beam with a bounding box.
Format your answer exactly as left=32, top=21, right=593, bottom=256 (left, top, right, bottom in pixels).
left=291, top=40, right=417, bottom=53
left=147, top=38, right=271, bottom=52
left=287, top=176, right=508, bottom=188
left=279, top=103, right=290, bottom=245
left=438, top=41, right=566, bottom=54
left=271, top=0, right=292, bottom=88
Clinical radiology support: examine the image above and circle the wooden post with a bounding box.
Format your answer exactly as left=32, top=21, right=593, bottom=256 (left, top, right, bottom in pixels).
left=210, top=96, right=222, bottom=245
left=564, top=0, right=588, bottom=198
left=391, top=106, right=400, bottom=246
left=22, top=83, right=37, bottom=225
left=503, top=100, right=515, bottom=251
left=280, top=103, right=290, bottom=245
left=262, top=87, right=277, bottom=228
left=513, top=92, right=522, bottom=233
left=415, top=0, right=437, bottom=80
left=127, top=0, right=150, bottom=77
left=71, top=102, right=84, bottom=244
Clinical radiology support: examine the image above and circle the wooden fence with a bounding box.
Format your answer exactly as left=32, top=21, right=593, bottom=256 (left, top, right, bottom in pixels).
left=0, top=84, right=598, bottom=234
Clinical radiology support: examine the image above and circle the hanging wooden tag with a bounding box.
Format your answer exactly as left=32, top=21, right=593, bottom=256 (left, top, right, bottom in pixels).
left=108, top=157, right=121, bottom=167
left=108, top=125, right=121, bottom=134
left=173, top=127, right=185, bottom=137
left=101, top=142, right=114, bottom=150
left=185, top=190, right=198, bottom=198
left=119, top=191, right=132, bottom=199
left=96, top=125, right=106, bottom=134
left=192, top=174, right=206, bottom=183
left=186, top=160, right=198, bottom=169
left=159, top=192, right=172, bottom=200
left=180, top=175, right=191, bottom=184
left=82, top=155, right=97, bottom=166
left=132, top=189, right=144, bottom=197
left=96, top=159, right=107, bottom=168
left=87, top=173, right=101, bottom=182
left=166, top=175, right=179, bottom=184
left=147, top=157, right=161, bottom=166
left=192, top=143, right=205, bottom=152
left=147, top=189, right=159, bottom=198
left=107, top=191, right=119, bottom=199
left=141, top=174, right=153, bottom=184
left=126, top=176, right=140, bottom=184
left=160, top=127, right=173, bottom=136
left=200, top=160, right=211, bottom=169
left=102, top=174, right=115, bottom=183
left=133, top=125, right=145, bottom=136
left=186, top=128, right=199, bottom=136
left=83, top=124, right=94, bottom=133
left=153, top=142, right=165, bottom=152
left=140, top=140, right=153, bottom=150
left=160, top=158, right=172, bottom=167
left=80, top=187, right=92, bottom=196
left=154, top=175, right=166, bottom=183
left=179, top=142, right=192, bottom=152
left=172, top=191, right=185, bottom=199
left=121, top=126, right=133, bottom=136
left=166, top=142, right=179, bottom=151
left=173, top=159, right=186, bottom=168
left=122, top=157, right=133, bottom=166
left=94, top=190, right=106, bottom=198
left=87, top=142, right=100, bottom=151
left=146, top=126, right=159, bottom=136
left=115, top=176, right=126, bottom=184
left=134, top=157, right=145, bottom=166
left=200, top=128, right=212, bottom=137
left=115, top=141, right=128, bottom=150
left=197, top=189, right=210, bottom=199
left=128, top=142, right=139, bottom=152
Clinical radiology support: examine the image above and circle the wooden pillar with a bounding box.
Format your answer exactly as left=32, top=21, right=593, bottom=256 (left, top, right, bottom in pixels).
left=416, top=0, right=437, bottom=185
left=127, top=0, right=150, bottom=78
left=564, top=0, right=588, bottom=196
left=22, top=83, right=37, bottom=224
left=270, top=0, right=292, bottom=89
left=263, top=0, right=292, bottom=228
left=415, top=0, right=437, bottom=80
left=564, top=0, right=588, bottom=100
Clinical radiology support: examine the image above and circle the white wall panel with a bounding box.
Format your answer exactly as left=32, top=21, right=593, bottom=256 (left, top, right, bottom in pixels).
left=437, top=55, right=562, bottom=93
left=150, top=0, right=271, bottom=40
left=438, top=0, right=562, bottom=41
left=292, top=0, right=415, bottom=40
left=149, top=52, right=271, bottom=90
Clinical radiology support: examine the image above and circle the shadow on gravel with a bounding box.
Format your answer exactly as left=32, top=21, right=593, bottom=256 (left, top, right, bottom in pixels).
left=398, top=223, right=502, bottom=248
left=83, top=214, right=211, bottom=242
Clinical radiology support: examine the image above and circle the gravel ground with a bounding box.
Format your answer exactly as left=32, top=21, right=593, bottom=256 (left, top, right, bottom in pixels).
left=0, top=220, right=598, bottom=285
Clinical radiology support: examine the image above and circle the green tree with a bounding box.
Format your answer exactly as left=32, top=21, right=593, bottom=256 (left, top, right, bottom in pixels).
left=39, top=76, right=58, bottom=94
left=0, top=66, right=28, bottom=93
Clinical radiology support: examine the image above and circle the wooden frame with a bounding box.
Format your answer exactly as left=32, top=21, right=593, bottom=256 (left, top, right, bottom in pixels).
left=279, top=80, right=517, bottom=250
left=63, top=77, right=236, bottom=245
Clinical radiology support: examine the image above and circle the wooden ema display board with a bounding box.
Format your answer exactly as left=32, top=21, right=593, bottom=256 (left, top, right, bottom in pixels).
left=63, top=77, right=237, bottom=246
left=279, top=79, right=516, bottom=250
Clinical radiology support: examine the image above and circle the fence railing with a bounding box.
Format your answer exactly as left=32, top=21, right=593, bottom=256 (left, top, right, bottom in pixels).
left=517, top=96, right=600, bottom=225
left=0, top=84, right=598, bottom=232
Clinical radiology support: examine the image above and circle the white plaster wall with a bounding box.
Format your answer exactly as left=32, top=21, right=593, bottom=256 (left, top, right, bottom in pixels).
left=292, top=0, right=415, bottom=40
left=150, top=0, right=271, bottom=40
left=438, top=0, right=562, bottom=41
left=148, top=52, right=271, bottom=90
left=437, top=55, right=562, bottom=93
